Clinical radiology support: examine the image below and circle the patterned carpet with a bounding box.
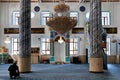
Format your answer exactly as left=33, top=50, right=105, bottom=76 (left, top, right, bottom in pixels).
left=0, top=64, right=120, bottom=80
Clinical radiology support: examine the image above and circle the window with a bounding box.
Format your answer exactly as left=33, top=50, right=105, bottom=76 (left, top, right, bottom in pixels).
left=41, top=38, right=50, bottom=54
left=12, top=11, right=35, bottom=25
left=11, top=38, right=19, bottom=54
left=70, top=12, right=78, bottom=25
left=70, top=12, right=78, bottom=19
left=85, top=12, right=110, bottom=25
left=12, top=11, right=20, bottom=25
left=106, top=37, right=111, bottom=55
left=70, top=38, right=79, bottom=56
left=41, top=12, right=51, bottom=25
left=102, top=12, right=110, bottom=25
left=86, top=12, right=90, bottom=22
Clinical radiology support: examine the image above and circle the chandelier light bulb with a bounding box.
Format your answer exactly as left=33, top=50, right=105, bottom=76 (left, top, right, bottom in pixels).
left=58, top=36, right=64, bottom=44
left=58, top=13, right=62, bottom=16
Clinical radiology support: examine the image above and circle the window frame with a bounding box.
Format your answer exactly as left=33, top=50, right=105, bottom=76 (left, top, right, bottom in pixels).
left=12, top=11, right=20, bottom=25
left=12, top=11, right=35, bottom=25
left=102, top=11, right=110, bottom=26
left=69, top=38, right=79, bottom=56
left=106, top=37, right=111, bottom=55
left=85, top=11, right=111, bottom=26
left=40, top=11, right=52, bottom=26
left=11, top=37, right=19, bottom=54
left=41, top=38, right=50, bottom=55
left=70, top=11, right=79, bottom=25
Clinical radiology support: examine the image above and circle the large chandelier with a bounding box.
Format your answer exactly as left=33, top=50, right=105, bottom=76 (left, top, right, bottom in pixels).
left=54, top=1, right=69, bottom=13
left=46, top=0, right=77, bottom=35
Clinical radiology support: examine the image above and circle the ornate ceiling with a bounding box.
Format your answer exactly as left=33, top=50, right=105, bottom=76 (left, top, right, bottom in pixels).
left=0, top=0, right=120, bottom=3
left=41, top=0, right=120, bottom=2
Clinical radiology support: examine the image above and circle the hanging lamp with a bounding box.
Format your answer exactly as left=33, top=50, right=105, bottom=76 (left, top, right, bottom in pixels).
left=111, top=35, right=117, bottom=43
left=58, top=36, right=64, bottom=44
left=46, top=0, right=77, bottom=35
left=4, top=35, right=10, bottom=44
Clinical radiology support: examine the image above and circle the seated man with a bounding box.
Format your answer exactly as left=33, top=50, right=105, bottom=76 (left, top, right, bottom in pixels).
left=8, top=61, right=20, bottom=79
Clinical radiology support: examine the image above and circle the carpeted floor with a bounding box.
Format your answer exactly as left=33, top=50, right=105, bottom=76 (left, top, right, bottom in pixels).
left=0, top=64, right=120, bottom=80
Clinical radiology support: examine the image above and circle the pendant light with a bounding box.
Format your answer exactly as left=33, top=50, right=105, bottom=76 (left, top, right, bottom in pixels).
left=4, top=35, right=10, bottom=44
left=46, top=0, right=77, bottom=35
left=58, top=36, right=64, bottom=44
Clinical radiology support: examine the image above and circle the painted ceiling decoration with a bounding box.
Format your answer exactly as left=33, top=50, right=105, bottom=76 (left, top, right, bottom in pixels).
left=0, top=0, right=120, bottom=2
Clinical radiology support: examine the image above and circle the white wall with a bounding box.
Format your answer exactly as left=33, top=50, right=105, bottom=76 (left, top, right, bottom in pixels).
left=0, top=2, right=120, bottom=55
left=54, top=42, right=65, bottom=62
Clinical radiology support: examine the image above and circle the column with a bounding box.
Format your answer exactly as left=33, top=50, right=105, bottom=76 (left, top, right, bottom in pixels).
left=18, top=0, right=31, bottom=72
left=50, top=30, right=55, bottom=63
left=117, top=42, right=120, bottom=64
left=65, top=32, right=70, bottom=63
left=89, top=0, right=103, bottom=72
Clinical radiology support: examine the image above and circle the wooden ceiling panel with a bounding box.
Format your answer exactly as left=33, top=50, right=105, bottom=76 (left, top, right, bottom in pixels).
left=41, top=0, right=120, bottom=2
left=0, top=0, right=120, bottom=2
left=0, top=0, right=38, bottom=2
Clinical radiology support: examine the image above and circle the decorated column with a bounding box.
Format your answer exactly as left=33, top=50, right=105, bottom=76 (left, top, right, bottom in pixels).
left=89, top=0, right=103, bottom=72
left=18, top=0, right=31, bottom=72
left=50, top=30, right=55, bottom=63
left=65, top=32, right=70, bottom=63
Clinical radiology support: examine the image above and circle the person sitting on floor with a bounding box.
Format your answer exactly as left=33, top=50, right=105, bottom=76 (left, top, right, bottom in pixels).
left=8, top=61, right=20, bottom=79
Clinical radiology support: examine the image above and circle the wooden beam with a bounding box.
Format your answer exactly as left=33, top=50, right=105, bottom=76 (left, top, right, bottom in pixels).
left=0, top=0, right=38, bottom=3
left=0, top=0, right=120, bottom=3
left=41, top=0, right=120, bottom=2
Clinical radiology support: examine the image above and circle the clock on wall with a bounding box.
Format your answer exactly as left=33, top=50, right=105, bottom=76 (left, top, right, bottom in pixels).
left=34, top=6, right=40, bottom=12
left=79, top=6, right=86, bottom=12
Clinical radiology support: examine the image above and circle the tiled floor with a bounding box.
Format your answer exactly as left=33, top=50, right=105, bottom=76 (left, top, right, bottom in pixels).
left=0, top=64, right=120, bottom=80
